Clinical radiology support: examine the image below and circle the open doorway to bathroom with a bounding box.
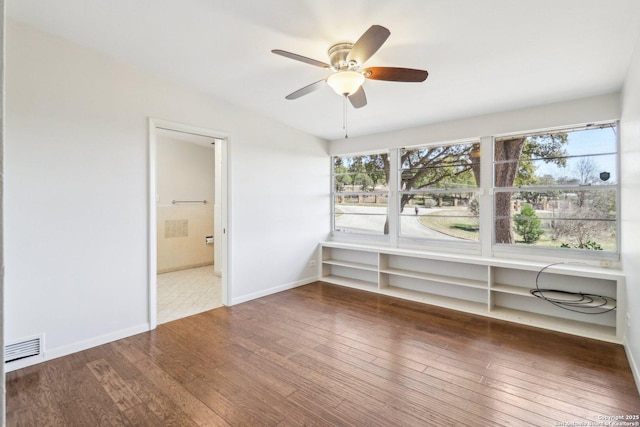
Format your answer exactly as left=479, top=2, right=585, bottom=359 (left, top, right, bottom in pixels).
left=148, top=118, right=229, bottom=329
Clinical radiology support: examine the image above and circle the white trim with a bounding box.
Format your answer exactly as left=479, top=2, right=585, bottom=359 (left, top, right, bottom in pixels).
left=231, top=276, right=319, bottom=305
left=147, top=119, right=158, bottom=328
left=4, top=323, right=149, bottom=372
left=480, top=136, right=494, bottom=257
left=388, top=148, right=399, bottom=246
left=624, top=337, right=640, bottom=395
left=148, top=118, right=231, bottom=331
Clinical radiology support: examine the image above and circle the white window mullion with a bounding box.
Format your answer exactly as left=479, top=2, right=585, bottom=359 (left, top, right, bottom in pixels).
left=388, top=148, right=399, bottom=247
left=479, top=136, right=494, bottom=257
left=330, top=156, right=336, bottom=234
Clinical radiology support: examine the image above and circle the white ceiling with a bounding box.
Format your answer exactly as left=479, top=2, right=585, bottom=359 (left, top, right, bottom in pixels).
left=8, top=0, right=640, bottom=141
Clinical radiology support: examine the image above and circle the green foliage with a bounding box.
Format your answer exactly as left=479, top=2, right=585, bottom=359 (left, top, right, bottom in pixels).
left=514, top=134, right=568, bottom=187
left=401, top=144, right=478, bottom=191
left=523, top=134, right=568, bottom=166
left=334, top=154, right=388, bottom=192
left=451, top=223, right=479, bottom=232
left=560, top=241, right=603, bottom=250
left=513, top=204, right=544, bottom=243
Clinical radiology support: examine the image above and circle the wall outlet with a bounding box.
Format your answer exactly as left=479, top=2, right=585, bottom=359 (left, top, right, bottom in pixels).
left=627, top=312, right=632, bottom=330
left=308, top=259, right=317, bottom=268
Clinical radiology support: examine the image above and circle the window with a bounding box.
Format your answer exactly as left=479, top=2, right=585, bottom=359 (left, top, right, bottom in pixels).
left=332, top=153, right=389, bottom=235
left=494, top=124, right=618, bottom=252
left=399, top=142, right=480, bottom=242
left=331, top=122, right=619, bottom=259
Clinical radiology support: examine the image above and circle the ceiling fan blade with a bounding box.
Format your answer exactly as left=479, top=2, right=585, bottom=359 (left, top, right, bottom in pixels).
left=363, top=67, right=428, bottom=82
left=271, top=49, right=331, bottom=68
left=285, top=79, right=326, bottom=100
left=347, top=25, right=390, bottom=66
left=348, top=86, right=367, bottom=109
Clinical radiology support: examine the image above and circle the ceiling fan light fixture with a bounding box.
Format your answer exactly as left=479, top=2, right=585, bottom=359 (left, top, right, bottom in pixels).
left=327, top=71, right=365, bottom=96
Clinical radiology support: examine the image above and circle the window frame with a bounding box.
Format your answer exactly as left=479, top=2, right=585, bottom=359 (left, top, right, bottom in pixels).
left=491, top=122, right=620, bottom=261
left=396, top=141, right=482, bottom=251
left=331, top=151, right=392, bottom=242
left=330, top=121, right=620, bottom=262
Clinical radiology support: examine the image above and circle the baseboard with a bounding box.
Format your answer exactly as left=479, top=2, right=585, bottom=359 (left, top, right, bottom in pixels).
left=624, top=336, right=640, bottom=395
left=158, top=262, right=214, bottom=274
left=5, top=323, right=150, bottom=372
left=231, top=275, right=319, bottom=305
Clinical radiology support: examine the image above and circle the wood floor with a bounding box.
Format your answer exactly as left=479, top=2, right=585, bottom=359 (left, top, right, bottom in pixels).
left=7, top=282, right=640, bottom=426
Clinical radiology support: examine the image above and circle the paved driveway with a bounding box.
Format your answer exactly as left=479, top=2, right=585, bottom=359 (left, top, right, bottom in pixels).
left=335, top=205, right=460, bottom=240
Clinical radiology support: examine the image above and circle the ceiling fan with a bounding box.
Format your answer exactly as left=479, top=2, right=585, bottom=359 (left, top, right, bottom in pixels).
left=272, top=25, right=429, bottom=109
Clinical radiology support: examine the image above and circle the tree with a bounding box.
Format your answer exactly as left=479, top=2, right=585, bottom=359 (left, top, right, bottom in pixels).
left=336, top=134, right=567, bottom=240
left=574, top=157, right=597, bottom=208
left=494, top=134, right=567, bottom=243
left=338, top=146, right=480, bottom=234
left=393, top=144, right=479, bottom=233
left=575, top=157, right=597, bottom=185
left=551, top=156, right=615, bottom=249
left=513, top=204, right=544, bottom=243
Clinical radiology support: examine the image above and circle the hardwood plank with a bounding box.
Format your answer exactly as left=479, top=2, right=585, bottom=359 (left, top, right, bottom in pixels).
left=5, top=372, right=66, bottom=427
left=56, top=366, right=132, bottom=427
left=126, top=373, right=200, bottom=427
left=284, top=345, right=464, bottom=425
left=6, top=407, right=37, bottom=427
left=132, top=356, right=231, bottom=426
left=87, top=358, right=143, bottom=412
left=6, top=282, right=640, bottom=426
left=122, top=403, right=165, bottom=426
left=294, top=339, right=542, bottom=426
left=182, top=376, right=271, bottom=426
left=245, top=351, right=344, bottom=408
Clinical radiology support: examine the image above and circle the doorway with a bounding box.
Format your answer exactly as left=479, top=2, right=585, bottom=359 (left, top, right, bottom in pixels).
left=148, top=118, right=229, bottom=329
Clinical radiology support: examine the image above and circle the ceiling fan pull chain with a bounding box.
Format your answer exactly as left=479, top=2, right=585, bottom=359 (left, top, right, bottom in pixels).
left=343, top=95, right=349, bottom=139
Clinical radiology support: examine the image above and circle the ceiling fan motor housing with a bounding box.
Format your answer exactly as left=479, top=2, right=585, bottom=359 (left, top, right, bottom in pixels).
left=328, top=43, right=357, bottom=70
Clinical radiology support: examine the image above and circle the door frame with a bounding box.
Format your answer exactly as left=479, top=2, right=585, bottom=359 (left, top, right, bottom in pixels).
left=147, top=117, right=230, bottom=329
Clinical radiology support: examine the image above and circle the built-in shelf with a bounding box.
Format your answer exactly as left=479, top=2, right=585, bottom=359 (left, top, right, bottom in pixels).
left=490, top=307, right=616, bottom=342
left=381, top=267, right=487, bottom=289
left=321, top=275, right=378, bottom=291
left=323, top=259, right=378, bottom=272
left=491, top=283, right=534, bottom=297
left=319, top=241, right=625, bottom=343
left=380, top=285, right=488, bottom=316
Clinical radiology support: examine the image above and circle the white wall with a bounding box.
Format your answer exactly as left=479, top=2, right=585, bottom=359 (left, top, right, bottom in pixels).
left=329, top=93, right=620, bottom=154
left=156, top=135, right=215, bottom=273
left=156, top=135, right=215, bottom=206
left=1, top=0, right=6, bottom=422
left=620, top=31, right=640, bottom=389
left=5, top=20, right=329, bottom=367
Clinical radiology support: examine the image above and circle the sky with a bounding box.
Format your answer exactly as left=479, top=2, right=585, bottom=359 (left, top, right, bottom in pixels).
left=533, top=125, right=618, bottom=184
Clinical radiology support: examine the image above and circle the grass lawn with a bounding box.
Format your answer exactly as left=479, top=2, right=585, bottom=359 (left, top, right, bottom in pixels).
left=418, top=208, right=479, bottom=240
left=418, top=207, right=616, bottom=250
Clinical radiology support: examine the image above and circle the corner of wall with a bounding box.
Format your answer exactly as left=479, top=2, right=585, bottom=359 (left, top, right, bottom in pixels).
left=231, top=276, right=319, bottom=306
left=620, top=25, right=640, bottom=395
left=625, top=335, right=640, bottom=395
left=1, top=0, right=7, bottom=424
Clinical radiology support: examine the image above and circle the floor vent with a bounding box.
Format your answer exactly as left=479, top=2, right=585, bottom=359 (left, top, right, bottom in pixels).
left=5, top=337, right=42, bottom=363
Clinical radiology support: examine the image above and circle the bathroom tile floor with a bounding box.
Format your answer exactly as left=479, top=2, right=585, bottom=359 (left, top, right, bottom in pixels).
left=157, top=265, right=222, bottom=324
